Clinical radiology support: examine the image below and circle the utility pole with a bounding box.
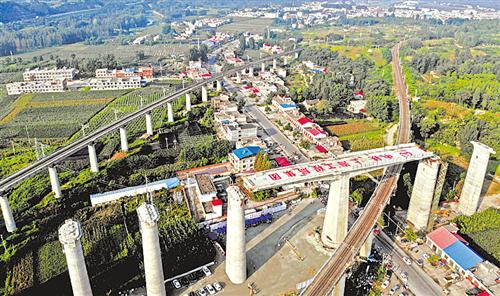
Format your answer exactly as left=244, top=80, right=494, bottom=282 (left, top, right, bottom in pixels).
left=80, top=124, right=88, bottom=137
left=25, top=125, right=31, bottom=145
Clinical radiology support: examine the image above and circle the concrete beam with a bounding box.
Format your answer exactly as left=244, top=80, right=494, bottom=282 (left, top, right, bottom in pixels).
left=322, top=176, right=349, bottom=248
left=48, top=166, right=62, bottom=198
left=119, top=127, right=128, bottom=153
left=225, top=186, right=247, bottom=284
left=459, top=141, right=496, bottom=215
left=236, top=72, right=241, bottom=84
left=201, top=86, right=208, bottom=102
left=87, top=144, right=99, bottom=173
left=283, top=56, right=288, bottom=66
left=0, top=195, right=16, bottom=232
left=137, top=203, right=166, bottom=296
left=261, top=62, right=266, bottom=73
left=294, top=51, right=299, bottom=59
left=216, top=80, right=222, bottom=92
left=185, top=93, right=192, bottom=111
left=167, top=103, right=174, bottom=123
left=248, top=67, right=254, bottom=77
left=407, top=158, right=440, bottom=230
left=59, top=219, right=93, bottom=296
left=273, top=58, right=277, bottom=70
left=146, top=113, right=153, bottom=135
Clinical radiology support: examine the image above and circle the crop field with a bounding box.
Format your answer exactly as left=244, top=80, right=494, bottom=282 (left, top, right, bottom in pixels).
left=319, top=45, right=388, bottom=66
left=218, top=17, right=273, bottom=34
left=69, top=86, right=175, bottom=141
left=0, top=90, right=128, bottom=140
left=325, top=120, right=386, bottom=151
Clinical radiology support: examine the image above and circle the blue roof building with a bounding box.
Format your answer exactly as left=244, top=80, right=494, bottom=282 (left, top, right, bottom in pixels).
left=444, top=241, right=484, bottom=271
left=232, top=146, right=261, bottom=160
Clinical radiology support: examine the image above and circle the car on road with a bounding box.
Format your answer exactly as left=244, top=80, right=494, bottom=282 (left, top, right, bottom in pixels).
left=172, top=279, right=181, bottom=289
left=381, top=280, right=390, bottom=289
left=416, top=258, right=424, bottom=266
left=205, top=284, right=216, bottom=295
left=401, top=271, right=408, bottom=281
left=197, top=288, right=207, bottom=296
left=213, top=282, right=222, bottom=292
left=389, top=284, right=401, bottom=295
left=202, top=266, right=212, bottom=277
left=403, top=256, right=412, bottom=265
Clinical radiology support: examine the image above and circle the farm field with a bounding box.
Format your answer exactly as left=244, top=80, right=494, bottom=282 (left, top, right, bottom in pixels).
left=218, top=17, right=274, bottom=34
left=0, top=90, right=128, bottom=140
left=319, top=44, right=388, bottom=67
left=325, top=119, right=386, bottom=151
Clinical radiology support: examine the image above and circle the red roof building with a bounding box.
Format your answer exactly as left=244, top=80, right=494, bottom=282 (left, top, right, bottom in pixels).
left=427, top=226, right=459, bottom=249
left=212, top=198, right=223, bottom=206
left=315, top=145, right=328, bottom=153
left=297, top=117, right=314, bottom=127
left=274, top=157, right=291, bottom=167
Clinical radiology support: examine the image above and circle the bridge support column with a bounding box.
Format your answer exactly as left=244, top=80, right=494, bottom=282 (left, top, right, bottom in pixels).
left=322, top=176, right=349, bottom=248
left=145, top=113, right=153, bottom=136
left=272, top=58, right=277, bottom=70
left=248, top=67, right=254, bottom=77
left=261, top=62, right=266, bottom=73
left=48, top=166, right=62, bottom=198
left=119, top=127, right=128, bottom=153
left=236, top=72, right=241, bottom=84
left=59, top=219, right=93, bottom=296
left=137, top=203, right=166, bottom=296
left=87, top=144, right=99, bottom=173
left=294, top=51, right=299, bottom=59
left=359, top=231, right=374, bottom=258
left=283, top=56, right=288, bottom=66
left=407, top=157, right=440, bottom=230
left=0, top=195, right=16, bottom=232
left=185, top=94, right=192, bottom=111
left=225, top=186, right=246, bottom=284
left=167, top=103, right=174, bottom=123
left=216, top=80, right=222, bottom=91
left=459, top=141, right=495, bottom=216
left=330, top=275, right=346, bottom=296
left=201, top=86, right=208, bottom=102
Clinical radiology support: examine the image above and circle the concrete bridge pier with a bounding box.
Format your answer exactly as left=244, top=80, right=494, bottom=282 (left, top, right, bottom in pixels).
left=119, top=127, right=128, bottom=153
left=225, top=186, right=247, bottom=284
left=137, top=203, right=166, bottom=296
left=283, top=56, right=288, bottom=66
left=459, top=141, right=496, bottom=215
left=359, top=231, right=375, bottom=258
left=185, top=93, right=192, bottom=111
left=261, top=62, right=266, bottom=73
left=294, top=51, right=299, bottom=59
left=236, top=72, right=242, bottom=84
left=248, top=67, right=254, bottom=77
left=167, top=102, right=174, bottom=123
left=145, top=113, right=154, bottom=136
left=48, top=165, right=62, bottom=198
left=202, top=86, right=208, bottom=102
left=58, top=219, right=93, bottom=296
left=272, top=58, right=277, bottom=70
left=321, top=176, right=349, bottom=248
left=87, top=143, right=99, bottom=173
left=330, top=275, right=346, bottom=296
left=216, top=80, right=222, bottom=91
left=0, top=195, right=16, bottom=232
left=407, top=157, right=440, bottom=230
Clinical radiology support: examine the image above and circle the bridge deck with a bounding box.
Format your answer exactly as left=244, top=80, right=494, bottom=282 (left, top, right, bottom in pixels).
left=242, top=143, right=433, bottom=191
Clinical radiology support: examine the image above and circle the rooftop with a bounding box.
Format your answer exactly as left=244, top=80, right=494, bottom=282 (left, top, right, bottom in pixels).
left=232, top=146, right=261, bottom=160
left=444, top=241, right=483, bottom=270
left=194, top=174, right=217, bottom=195
left=427, top=226, right=459, bottom=249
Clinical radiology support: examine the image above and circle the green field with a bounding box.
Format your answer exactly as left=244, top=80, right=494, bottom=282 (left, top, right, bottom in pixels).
left=218, top=17, right=274, bottom=34
left=326, top=119, right=386, bottom=151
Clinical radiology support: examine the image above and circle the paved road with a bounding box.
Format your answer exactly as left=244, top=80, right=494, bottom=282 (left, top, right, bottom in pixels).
left=375, top=231, right=443, bottom=296
left=0, top=49, right=301, bottom=193
left=303, top=43, right=412, bottom=295
left=223, top=79, right=308, bottom=163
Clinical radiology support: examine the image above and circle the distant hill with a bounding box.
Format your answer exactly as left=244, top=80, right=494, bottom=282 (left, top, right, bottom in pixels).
left=0, top=1, right=52, bottom=23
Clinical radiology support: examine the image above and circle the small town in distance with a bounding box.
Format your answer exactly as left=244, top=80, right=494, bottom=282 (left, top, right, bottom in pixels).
left=0, top=0, right=498, bottom=296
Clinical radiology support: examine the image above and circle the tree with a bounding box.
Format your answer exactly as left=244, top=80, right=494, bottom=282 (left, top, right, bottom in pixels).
left=351, top=189, right=364, bottom=205
left=366, top=96, right=397, bottom=122
left=299, top=139, right=310, bottom=149
left=254, top=151, right=272, bottom=172
left=404, top=228, right=417, bottom=242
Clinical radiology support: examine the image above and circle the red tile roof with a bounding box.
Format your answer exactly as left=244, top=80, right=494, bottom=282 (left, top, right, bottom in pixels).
left=315, top=145, right=328, bottom=153
left=427, top=226, right=459, bottom=249
left=274, top=157, right=291, bottom=167
left=212, top=199, right=223, bottom=206
left=309, top=128, right=326, bottom=137
left=297, top=117, right=313, bottom=126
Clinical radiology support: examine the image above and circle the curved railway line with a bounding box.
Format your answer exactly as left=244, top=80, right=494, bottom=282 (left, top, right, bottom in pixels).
left=303, top=43, right=410, bottom=295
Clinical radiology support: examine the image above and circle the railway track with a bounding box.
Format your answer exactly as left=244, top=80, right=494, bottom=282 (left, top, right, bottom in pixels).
left=303, top=43, right=410, bottom=295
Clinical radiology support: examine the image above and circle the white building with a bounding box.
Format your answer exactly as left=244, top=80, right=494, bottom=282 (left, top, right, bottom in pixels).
left=222, top=123, right=258, bottom=142
left=6, top=79, right=67, bottom=95
left=23, top=67, right=76, bottom=81
left=89, top=77, right=143, bottom=90
left=229, top=146, right=262, bottom=172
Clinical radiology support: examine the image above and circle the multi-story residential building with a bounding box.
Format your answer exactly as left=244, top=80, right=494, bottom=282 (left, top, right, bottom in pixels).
left=221, top=123, right=258, bottom=142
left=95, top=67, right=154, bottom=79
left=229, top=146, right=262, bottom=172
left=6, top=79, right=67, bottom=95
left=89, top=77, right=143, bottom=90
left=23, top=67, right=77, bottom=81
